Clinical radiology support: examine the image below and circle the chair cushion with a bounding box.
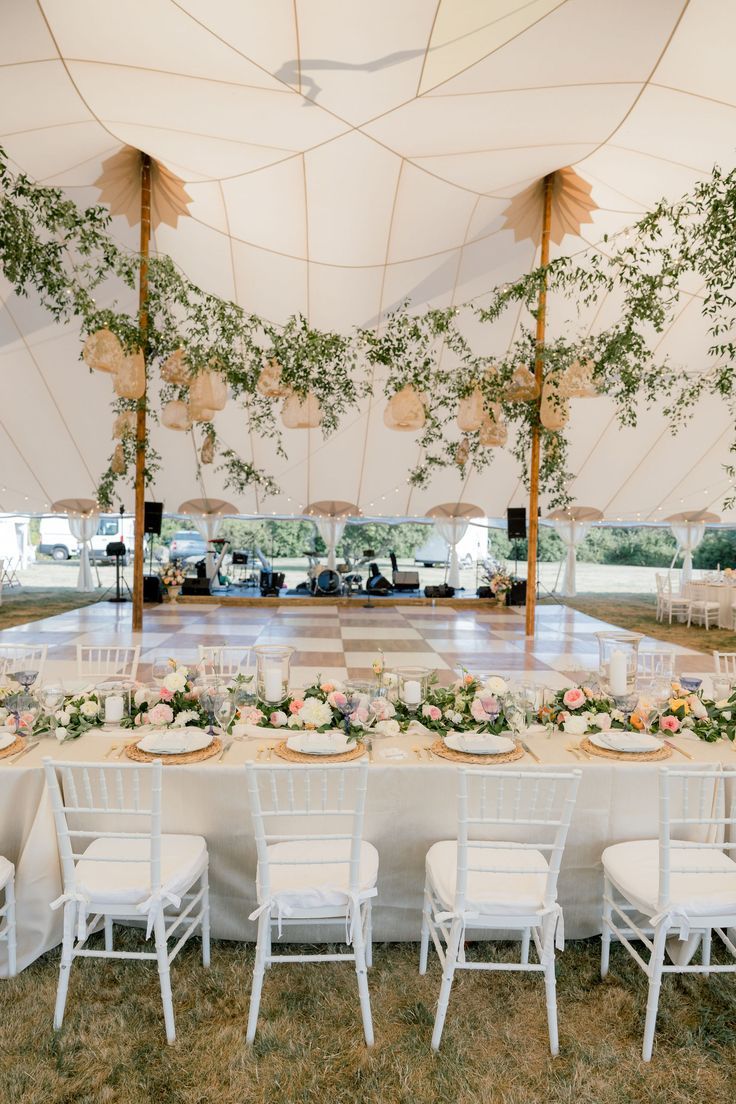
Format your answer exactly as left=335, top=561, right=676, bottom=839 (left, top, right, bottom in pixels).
left=602, top=839, right=736, bottom=919
left=426, top=840, right=549, bottom=916
left=0, top=856, right=13, bottom=891
left=257, top=839, right=378, bottom=912
left=74, top=834, right=207, bottom=907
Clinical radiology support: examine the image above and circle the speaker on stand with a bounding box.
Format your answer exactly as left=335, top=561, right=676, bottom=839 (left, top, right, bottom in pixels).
left=143, top=501, right=164, bottom=601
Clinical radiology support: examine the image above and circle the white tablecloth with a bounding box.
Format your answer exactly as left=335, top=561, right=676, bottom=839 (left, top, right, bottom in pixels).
left=703, top=583, right=736, bottom=629
left=2, top=724, right=735, bottom=977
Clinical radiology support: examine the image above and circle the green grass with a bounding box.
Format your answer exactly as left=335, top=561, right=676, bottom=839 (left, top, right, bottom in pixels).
left=541, top=593, right=735, bottom=655
left=1, top=932, right=735, bottom=1104
left=0, top=588, right=102, bottom=631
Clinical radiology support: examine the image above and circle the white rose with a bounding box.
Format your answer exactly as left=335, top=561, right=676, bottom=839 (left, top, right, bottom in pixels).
left=298, top=698, right=333, bottom=729
left=593, top=712, right=612, bottom=731
left=54, top=726, right=69, bottom=743
left=55, top=709, right=71, bottom=725
left=484, top=676, right=508, bottom=695
left=66, top=704, right=77, bottom=715
left=172, top=709, right=199, bottom=728
left=134, top=687, right=154, bottom=707
left=375, top=719, right=400, bottom=738
left=689, top=696, right=708, bottom=720
left=163, top=671, right=187, bottom=694
left=80, top=700, right=99, bottom=719
left=287, top=715, right=303, bottom=729
left=563, top=716, right=588, bottom=736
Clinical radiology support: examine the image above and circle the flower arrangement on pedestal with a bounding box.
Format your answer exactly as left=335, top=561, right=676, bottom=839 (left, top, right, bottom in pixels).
left=160, top=560, right=186, bottom=600
left=481, top=567, right=518, bottom=602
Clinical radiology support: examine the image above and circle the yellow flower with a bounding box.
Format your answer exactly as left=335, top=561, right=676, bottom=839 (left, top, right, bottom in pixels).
left=669, top=698, right=689, bottom=714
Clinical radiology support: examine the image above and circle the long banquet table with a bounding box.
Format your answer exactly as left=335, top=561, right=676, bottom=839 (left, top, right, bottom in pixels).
left=3, top=723, right=735, bottom=978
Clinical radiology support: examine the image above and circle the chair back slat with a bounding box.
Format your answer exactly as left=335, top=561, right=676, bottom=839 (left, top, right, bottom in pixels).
left=76, top=645, right=140, bottom=681
left=455, top=768, right=581, bottom=914
left=0, top=643, right=48, bottom=682
left=246, top=762, right=370, bottom=905
left=197, top=645, right=254, bottom=681
left=43, top=758, right=162, bottom=897
left=638, top=651, right=676, bottom=679
left=658, top=767, right=736, bottom=906
left=714, top=651, right=736, bottom=676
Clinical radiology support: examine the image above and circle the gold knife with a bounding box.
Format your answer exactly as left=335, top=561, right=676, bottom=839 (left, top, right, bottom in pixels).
left=520, top=740, right=540, bottom=763
left=565, top=743, right=582, bottom=761
left=663, top=738, right=693, bottom=760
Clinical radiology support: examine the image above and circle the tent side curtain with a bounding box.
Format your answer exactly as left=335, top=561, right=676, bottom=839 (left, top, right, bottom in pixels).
left=548, top=518, right=595, bottom=598
left=669, top=521, right=707, bottom=584
left=313, top=518, right=347, bottom=570
left=434, top=519, right=468, bottom=589
left=67, top=512, right=98, bottom=591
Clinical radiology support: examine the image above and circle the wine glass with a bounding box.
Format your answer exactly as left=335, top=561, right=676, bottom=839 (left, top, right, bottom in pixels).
left=216, top=694, right=233, bottom=736
left=40, top=684, right=65, bottom=737
left=200, top=682, right=227, bottom=738
left=636, top=695, right=660, bottom=736
left=11, top=670, right=39, bottom=693
left=151, top=656, right=170, bottom=685
left=15, top=693, right=40, bottom=739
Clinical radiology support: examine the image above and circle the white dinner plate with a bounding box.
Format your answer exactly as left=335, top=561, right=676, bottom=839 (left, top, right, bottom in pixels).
left=589, top=731, right=662, bottom=754
left=444, top=732, right=516, bottom=755
left=136, top=727, right=212, bottom=755
left=0, top=731, right=16, bottom=752
left=286, top=732, right=352, bottom=756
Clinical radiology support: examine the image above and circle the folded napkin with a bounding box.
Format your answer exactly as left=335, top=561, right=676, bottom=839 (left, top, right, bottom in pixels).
left=291, top=731, right=351, bottom=755
left=376, top=746, right=408, bottom=761
left=597, top=731, right=661, bottom=753
left=449, top=732, right=515, bottom=754
left=137, top=727, right=205, bottom=754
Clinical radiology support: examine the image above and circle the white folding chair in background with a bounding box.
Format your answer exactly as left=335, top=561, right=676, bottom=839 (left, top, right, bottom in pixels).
left=0, top=643, right=48, bottom=684
left=419, top=767, right=582, bottom=1054
left=713, top=651, right=736, bottom=677
left=637, top=650, right=676, bottom=683
left=1, top=556, right=20, bottom=589
left=660, top=577, right=691, bottom=625
left=0, top=559, right=3, bottom=607
left=76, top=644, right=140, bottom=683
left=601, top=766, right=736, bottom=1061
left=654, top=574, right=667, bottom=622
left=43, top=757, right=210, bottom=1043
left=197, top=645, right=254, bottom=681
left=245, top=760, right=378, bottom=1045
left=685, top=582, right=720, bottom=630
left=0, top=857, right=16, bottom=977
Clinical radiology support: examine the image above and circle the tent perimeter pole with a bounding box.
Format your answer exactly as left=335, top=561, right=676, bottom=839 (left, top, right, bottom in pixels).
left=524, top=171, right=554, bottom=637
left=132, top=151, right=151, bottom=632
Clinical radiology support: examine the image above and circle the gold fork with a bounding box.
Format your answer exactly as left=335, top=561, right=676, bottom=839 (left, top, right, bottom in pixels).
left=565, top=743, right=582, bottom=761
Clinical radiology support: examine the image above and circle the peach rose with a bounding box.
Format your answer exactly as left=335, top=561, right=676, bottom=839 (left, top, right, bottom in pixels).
left=562, top=688, right=586, bottom=710
left=659, top=715, right=680, bottom=734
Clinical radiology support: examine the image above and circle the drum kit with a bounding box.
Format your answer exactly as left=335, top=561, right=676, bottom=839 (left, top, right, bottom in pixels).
left=303, top=548, right=377, bottom=597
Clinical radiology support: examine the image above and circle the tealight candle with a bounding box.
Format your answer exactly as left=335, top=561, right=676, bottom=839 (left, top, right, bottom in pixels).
left=104, top=693, right=125, bottom=724
left=264, top=669, right=283, bottom=703
left=403, top=679, right=421, bottom=706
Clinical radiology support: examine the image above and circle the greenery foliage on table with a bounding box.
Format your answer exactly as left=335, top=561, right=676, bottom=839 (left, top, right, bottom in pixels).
left=3, top=147, right=736, bottom=510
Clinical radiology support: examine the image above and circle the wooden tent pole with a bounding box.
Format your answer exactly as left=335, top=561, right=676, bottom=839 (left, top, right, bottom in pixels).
left=132, top=151, right=151, bottom=633
left=524, top=171, right=554, bottom=637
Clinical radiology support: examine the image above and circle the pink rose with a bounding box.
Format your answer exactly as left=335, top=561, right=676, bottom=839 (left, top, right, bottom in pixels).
left=18, top=711, right=35, bottom=730
left=148, top=703, right=174, bottom=726
left=563, top=688, right=586, bottom=710
left=289, top=699, right=304, bottom=714
left=659, top=715, right=680, bottom=733
left=328, top=691, right=347, bottom=708
left=269, top=711, right=287, bottom=728
left=4, top=716, right=17, bottom=732
left=159, top=687, right=173, bottom=701
left=352, top=706, right=369, bottom=724
left=470, top=698, right=486, bottom=723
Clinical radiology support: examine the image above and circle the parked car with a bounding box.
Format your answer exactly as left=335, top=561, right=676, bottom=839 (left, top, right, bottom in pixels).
left=169, top=530, right=207, bottom=563
left=38, top=515, right=136, bottom=562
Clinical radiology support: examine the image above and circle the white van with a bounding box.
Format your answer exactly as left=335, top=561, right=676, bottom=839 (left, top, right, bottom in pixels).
left=413, top=520, right=489, bottom=568
left=38, top=514, right=137, bottom=561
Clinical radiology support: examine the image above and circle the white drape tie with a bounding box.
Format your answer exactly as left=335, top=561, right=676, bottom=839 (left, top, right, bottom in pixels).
left=249, top=887, right=378, bottom=944
left=50, top=890, right=91, bottom=942
left=432, top=902, right=564, bottom=961
left=651, top=906, right=691, bottom=941
left=138, top=888, right=182, bottom=938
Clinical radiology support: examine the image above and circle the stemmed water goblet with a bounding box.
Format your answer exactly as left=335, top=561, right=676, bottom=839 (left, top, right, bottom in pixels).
left=151, top=655, right=170, bottom=686
left=40, top=684, right=65, bottom=737
left=10, top=669, right=39, bottom=693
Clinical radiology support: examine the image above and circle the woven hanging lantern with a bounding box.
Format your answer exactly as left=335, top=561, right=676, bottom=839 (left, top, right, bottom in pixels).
left=161, top=399, right=192, bottom=431
left=281, top=391, right=321, bottom=429
left=112, top=410, right=136, bottom=438
left=160, top=349, right=192, bottom=386
left=383, top=385, right=425, bottom=431
left=455, top=436, right=470, bottom=468
left=561, top=358, right=598, bottom=398
left=479, top=404, right=508, bottom=447
left=110, top=443, right=126, bottom=474
left=540, top=379, right=570, bottom=430
left=189, top=370, right=227, bottom=419
left=503, top=365, right=539, bottom=401
left=82, top=328, right=124, bottom=374
left=456, top=388, right=485, bottom=432
left=200, top=435, right=215, bottom=464
left=257, top=358, right=289, bottom=398
left=113, top=351, right=145, bottom=400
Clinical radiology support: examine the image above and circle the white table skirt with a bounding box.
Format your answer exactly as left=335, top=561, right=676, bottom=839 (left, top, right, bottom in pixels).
left=2, top=727, right=735, bottom=976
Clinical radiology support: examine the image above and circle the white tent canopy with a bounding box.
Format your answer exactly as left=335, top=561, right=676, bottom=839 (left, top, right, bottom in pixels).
left=546, top=506, right=604, bottom=598
left=2, top=2, right=736, bottom=520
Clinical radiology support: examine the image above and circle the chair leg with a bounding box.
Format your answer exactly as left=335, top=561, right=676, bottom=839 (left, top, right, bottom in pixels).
left=5, top=876, right=16, bottom=978
left=419, top=879, right=432, bottom=975
left=352, top=918, right=374, bottom=1046
left=153, top=910, right=176, bottom=1045
left=520, top=928, right=531, bottom=965
left=54, top=903, right=76, bottom=1030
left=601, top=876, right=613, bottom=979
left=431, top=918, right=463, bottom=1052
left=363, top=901, right=373, bottom=969
left=201, top=866, right=211, bottom=968
left=702, top=928, right=712, bottom=975
left=642, top=923, right=668, bottom=1062
left=246, top=910, right=270, bottom=1045
left=104, top=916, right=113, bottom=952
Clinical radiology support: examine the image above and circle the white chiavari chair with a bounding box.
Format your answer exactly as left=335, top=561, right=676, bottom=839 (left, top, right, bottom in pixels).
left=0, top=643, right=48, bottom=683
left=713, top=652, right=736, bottom=677
left=76, top=645, right=140, bottom=682
left=419, top=767, right=581, bottom=1054
left=43, top=758, right=210, bottom=1043
left=0, top=857, right=16, bottom=977
left=245, top=760, right=377, bottom=1045
left=197, top=645, right=254, bottom=680
left=637, top=650, right=676, bottom=682
left=686, top=582, right=720, bottom=629
left=1, top=556, right=20, bottom=589
left=659, top=576, right=691, bottom=625
left=0, top=559, right=3, bottom=607
left=601, top=766, right=736, bottom=1061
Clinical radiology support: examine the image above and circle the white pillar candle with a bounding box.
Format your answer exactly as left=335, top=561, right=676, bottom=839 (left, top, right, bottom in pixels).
left=608, top=650, right=628, bottom=696
left=104, top=694, right=125, bottom=723
left=264, top=668, right=283, bottom=703
left=403, top=679, right=422, bottom=705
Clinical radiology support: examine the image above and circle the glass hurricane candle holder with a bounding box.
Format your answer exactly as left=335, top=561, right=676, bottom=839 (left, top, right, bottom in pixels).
left=254, top=645, right=294, bottom=705
left=595, top=631, right=642, bottom=698
left=395, top=666, right=431, bottom=713
left=98, top=683, right=130, bottom=725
